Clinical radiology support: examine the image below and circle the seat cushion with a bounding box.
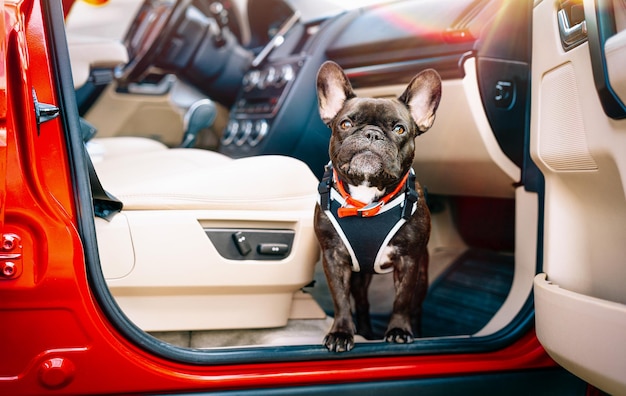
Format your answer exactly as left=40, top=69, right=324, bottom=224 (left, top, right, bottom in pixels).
left=87, top=136, right=169, bottom=162
left=95, top=151, right=319, bottom=211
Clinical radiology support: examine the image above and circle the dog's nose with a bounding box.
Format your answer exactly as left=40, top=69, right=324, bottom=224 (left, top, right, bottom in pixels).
left=364, top=128, right=384, bottom=142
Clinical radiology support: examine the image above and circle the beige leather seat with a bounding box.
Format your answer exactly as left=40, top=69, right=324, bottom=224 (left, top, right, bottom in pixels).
left=87, top=136, right=170, bottom=162
left=93, top=147, right=318, bottom=211
left=90, top=137, right=321, bottom=334
left=71, top=31, right=322, bottom=333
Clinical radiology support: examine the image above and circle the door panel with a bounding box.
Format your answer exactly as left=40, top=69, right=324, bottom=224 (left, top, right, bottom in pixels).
left=534, top=274, right=626, bottom=395
left=531, top=0, right=626, bottom=394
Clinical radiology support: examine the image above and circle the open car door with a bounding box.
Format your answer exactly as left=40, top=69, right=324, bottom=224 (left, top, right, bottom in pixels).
left=0, top=0, right=7, bottom=257
left=0, top=0, right=5, bottom=232
left=531, top=0, right=626, bottom=394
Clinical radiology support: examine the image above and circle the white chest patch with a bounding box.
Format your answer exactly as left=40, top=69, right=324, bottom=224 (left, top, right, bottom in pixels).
left=348, top=183, right=385, bottom=205
left=374, top=245, right=397, bottom=272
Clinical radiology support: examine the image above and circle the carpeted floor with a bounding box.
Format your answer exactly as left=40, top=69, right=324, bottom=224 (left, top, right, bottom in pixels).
left=420, top=249, right=514, bottom=337
left=311, top=248, right=515, bottom=339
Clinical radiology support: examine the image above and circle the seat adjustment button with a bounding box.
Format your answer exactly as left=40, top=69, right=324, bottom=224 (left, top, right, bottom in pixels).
left=257, top=243, right=289, bottom=255
left=232, top=231, right=252, bottom=256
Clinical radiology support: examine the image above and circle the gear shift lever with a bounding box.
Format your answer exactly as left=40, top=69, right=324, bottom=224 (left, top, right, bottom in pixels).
left=179, top=99, right=217, bottom=148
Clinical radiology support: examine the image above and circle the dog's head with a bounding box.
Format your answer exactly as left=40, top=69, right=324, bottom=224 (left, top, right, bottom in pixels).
left=316, top=61, right=441, bottom=190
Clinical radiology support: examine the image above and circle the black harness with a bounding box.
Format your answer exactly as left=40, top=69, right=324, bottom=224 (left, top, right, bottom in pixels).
left=318, top=163, right=419, bottom=274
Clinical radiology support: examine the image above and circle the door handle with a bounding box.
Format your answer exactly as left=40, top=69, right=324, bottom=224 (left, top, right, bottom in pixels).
left=558, top=8, right=587, bottom=49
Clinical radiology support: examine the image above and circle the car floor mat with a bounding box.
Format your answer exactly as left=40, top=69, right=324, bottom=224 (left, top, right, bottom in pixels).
left=369, top=249, right=515, bottom=338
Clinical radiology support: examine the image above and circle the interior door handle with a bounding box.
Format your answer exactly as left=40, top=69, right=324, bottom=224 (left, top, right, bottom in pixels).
left=558, top=8, right=588, bottom=49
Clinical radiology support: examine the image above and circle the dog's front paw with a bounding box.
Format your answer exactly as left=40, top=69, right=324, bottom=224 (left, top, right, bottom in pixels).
left=384, top=328, right=414, bottom=344
left=323, top=332, right=354, bottom=352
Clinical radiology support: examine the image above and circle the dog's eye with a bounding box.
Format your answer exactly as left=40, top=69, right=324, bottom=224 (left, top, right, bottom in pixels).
left=393, top=125, right=406, bottom=135
left=340, top=120, right=352, bottom=130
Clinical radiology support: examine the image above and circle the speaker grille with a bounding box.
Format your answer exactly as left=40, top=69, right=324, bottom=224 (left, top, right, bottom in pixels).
left=538, top=62, right=598, bottom=171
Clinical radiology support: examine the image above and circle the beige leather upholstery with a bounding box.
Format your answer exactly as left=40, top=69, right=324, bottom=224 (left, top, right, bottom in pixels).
left=87, top=136, right=168, bottom=162
left=67, top=5, right=322, bottom=333
left=92, top=140, right=321, bottom=331
left=94, top=150, right=317, bottom=211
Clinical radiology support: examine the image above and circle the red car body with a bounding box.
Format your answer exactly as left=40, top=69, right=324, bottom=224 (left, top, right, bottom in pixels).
left=0, top=0, right=601, bottom=394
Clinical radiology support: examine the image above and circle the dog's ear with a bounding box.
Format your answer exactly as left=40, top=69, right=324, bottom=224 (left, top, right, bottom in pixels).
left=399, top=69, right=442, bottom=134
left=316, top=61, right=356, bottom=124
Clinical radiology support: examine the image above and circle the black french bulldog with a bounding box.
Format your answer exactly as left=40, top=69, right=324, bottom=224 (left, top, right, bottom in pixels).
left=314, top=61, right=442, bottom=352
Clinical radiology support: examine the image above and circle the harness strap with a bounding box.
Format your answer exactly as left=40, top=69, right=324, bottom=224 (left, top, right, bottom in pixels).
left=333, top=168, right=410, bottom=218
left=402, top=170, right=418, bottom=220
left=317, top=162, right=421, bottom=274
left=318, top=163, right=333, bottom=211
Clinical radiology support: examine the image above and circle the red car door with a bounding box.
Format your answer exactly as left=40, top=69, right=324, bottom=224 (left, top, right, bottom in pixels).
left=0, top=0, right=595, bottom=394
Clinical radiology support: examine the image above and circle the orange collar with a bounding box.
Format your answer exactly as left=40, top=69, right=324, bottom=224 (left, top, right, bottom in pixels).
left=333, top=168, right=409, bottom=218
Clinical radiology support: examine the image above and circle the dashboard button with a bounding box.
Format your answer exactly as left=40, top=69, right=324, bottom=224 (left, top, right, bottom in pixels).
left=221, top=120, right=238, bottom=145
left=249, top=119, right=269, bottom=147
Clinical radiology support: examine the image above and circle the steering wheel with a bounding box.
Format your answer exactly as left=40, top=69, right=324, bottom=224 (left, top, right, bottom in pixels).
left=116, top=0, right=250, bottom=106
left=115, top=0, right=192, bottom=87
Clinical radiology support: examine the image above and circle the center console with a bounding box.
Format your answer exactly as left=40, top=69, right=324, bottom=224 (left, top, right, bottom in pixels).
left=221, top=59, right=302, bottom=148
left=218, top=10, right=361, bottom=179
left=219, top=10, right=309, bottom=156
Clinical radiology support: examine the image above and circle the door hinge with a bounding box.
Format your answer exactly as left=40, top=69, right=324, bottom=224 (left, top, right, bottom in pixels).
left=32, top=89, right=60, bottom=135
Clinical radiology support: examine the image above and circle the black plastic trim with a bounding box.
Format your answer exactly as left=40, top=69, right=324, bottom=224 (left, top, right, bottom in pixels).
left=474, top=0, right=533, bottom=170
left=162, top=368, right=587, bottom=395
left=476, top=57, right=529, bottom=169
left=204, top=228, right=294, bottom=260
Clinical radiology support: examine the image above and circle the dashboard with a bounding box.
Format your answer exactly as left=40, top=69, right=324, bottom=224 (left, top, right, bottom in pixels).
left=104, top=0, right=532, bottom=190
left=217, top=0, right=530, bottom=188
